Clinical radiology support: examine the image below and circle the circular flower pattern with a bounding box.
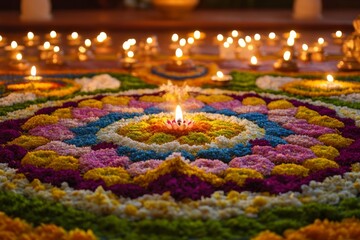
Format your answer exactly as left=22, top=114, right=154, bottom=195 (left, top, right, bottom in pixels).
left=0, top=88, right=358, bottom=202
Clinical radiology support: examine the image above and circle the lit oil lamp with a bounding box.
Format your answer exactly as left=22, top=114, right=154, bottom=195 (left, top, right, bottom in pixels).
left=170, top=33, right=180, bottom=50
left=273, top=50, right=298, bottom=72
left=165, top=105, right=193, bottom=130
left=5, top=41, right=25, bottom=60
left=94, top=32, right=112, bottom=54
left=326, top=74, right=335, bottom=90
left=24, top=66, right=43, bottom=81
left=316, top=37, right=327, bottom=49
left=188, top=30, right=206, bottom=41
left=46, top=46, right=65, bottom=66
left=211, top=70, right=232, bottom=83
left=9, top=53, right=30, bottom=71
left=172, top=33, right=179, bottom=42
left=283, top=30, right=300, bottom=40
left=45, top=30, right=61, bottom=45
left=165, top=48, right=194, bottom=72
left=253, top=33, right=261, bottom=46
left=67, top=32, right=82, bottom=47
left=248, top=56, right=261, bottom=70
left=95, top=32, right=111, bottom=46
left=38, top=41, right=53, bottom=61
left=78, top=41, right=95, bottom=61
left=121, top=50, right=137, bottom=70
left=229, top=30, right=241, bottom=39
left=299, top=43, right=311, bottom=62
left=332, top=30, right=345, bottom=45
left=84, top=39, right=92, bottom=49
left=145, top=35, right=159, bottom=56
left=23, top=31, right=39, bottom=47
left=311, top=38, right=326, bottom=62
left=214, top=33, right=224, bottom=45
left=267, top=32, right=279, bottom=46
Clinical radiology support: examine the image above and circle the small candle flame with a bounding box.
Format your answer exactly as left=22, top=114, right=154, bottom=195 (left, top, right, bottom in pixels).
left=43, top=41, right=51, bottom=50
left=97, top=32, right=107, bottom=43
left=231, top=30, right=239, bottom=38
left=79, top=46, right=86, bottom=53
left=31, top=66, right=37, bottom=77
left=194, top=30, right=201, bottom=40
left=50, top=31, right=57, bottom=38
left=216, top=71, right=224, bottom=78
left=122, top=41, right=130, bottom=51
left=335, top=30, right=342, bottom=38
left=245, top=36, right=252, bottom=43
left=0, top=35, right=3, bottom=41
left=175, top=105, right=183, bottom=125
left=283, top=51, right=291, bottom=61
left=187, top=37, right=194, bottom=45
left=27, top=32, right=34, bottom=40
left=11, top=41, right=18, bottom=49
left=223, top=41, right=230, bottom=48
left=175, top=48, right=183, bottom=58
left=287, top=37, right=295, bottom=47
left=171, top=33, right=179, bottom=42
left=128, top=39, right=136, bottom=46
left=16, top=53, right=22, bottom=61
left=217, top=34, right=224, bottom=42
left=226, top=37, right=233, bottom=44
left=85, top=39, right=91, bottom=47
left=318, top=37, right=325, bottom=45
left=250, top=56, right=258, bottom=65
left=302, top=44, right=308, bottom=51
left=254, top=33, right=261, bottom=41
left=71, top=32, right=79, bottom=39
left=127, top=51, right=134, bottom=58
left=146, top=37, right=153, bottom=45
left=53, top=46, right=60, bottom=53
left=327, top=74, right=334, bottom=83
left=268, top=32, right=276, bottom=40
left=238, top=38, right=246, bottom=47
left=289, top=30, right=297, bottom=39
left=179, top=38, right=186, bottom=47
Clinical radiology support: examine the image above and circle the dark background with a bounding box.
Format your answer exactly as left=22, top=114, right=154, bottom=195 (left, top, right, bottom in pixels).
left=0, top=0, right=359, bottom=10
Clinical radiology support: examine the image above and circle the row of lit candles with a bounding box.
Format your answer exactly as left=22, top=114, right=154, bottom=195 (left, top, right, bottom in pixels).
left=3, top=28, right=346, bottom=72
left=0, top=31, right=110, bottom=48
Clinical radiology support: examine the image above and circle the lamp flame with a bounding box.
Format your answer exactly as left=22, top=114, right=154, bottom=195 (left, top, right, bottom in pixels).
left=268, top=32, right=276, bottom=39
left=283, top=51, right=291, bottom=61
left=175, top=48, right=183, bottom=58
left=31, top=66, right=36, bottom=77
left=16, top=53, right=22, bottom=61
left=327, top=74, right=334, bottom=83
left=287, top=37, right=295, bottom=46
left=27, top=32, right=34, bottom=40
left=50, top=31, right=57, bottom=38
left=175, top=105, right=183, bottom=125
left=250, top=56, right=258, bottom=65
left=171, top=33, right=179, bottom=42
left=11, top=41, right=18, bottom=49
left=289, top=30, right=297, bottom=39
left=71, top=32, right=79, bottom=39
left=216, top=71, right=224, bottom=79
